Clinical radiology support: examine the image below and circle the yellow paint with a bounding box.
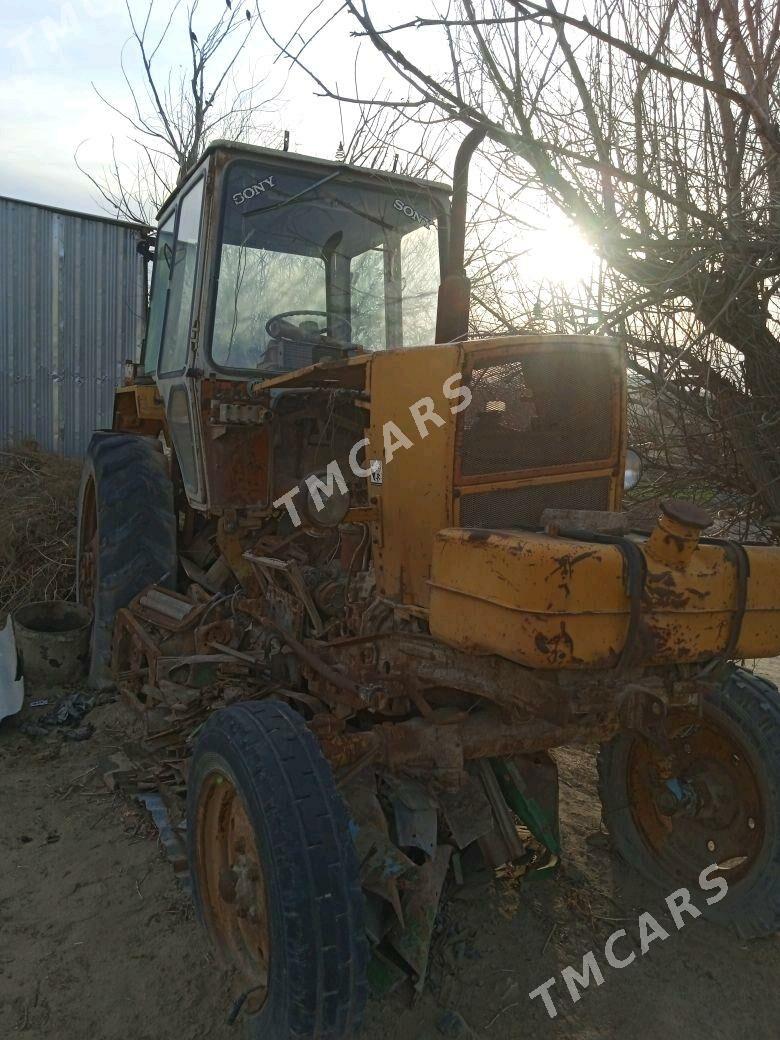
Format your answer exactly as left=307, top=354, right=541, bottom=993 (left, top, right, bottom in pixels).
left=365, top=334, right=624, bottom=607
left=429, top=527, right=780, bottom=668
left=113, top=384, right=165, bottom=426
left=366, top=343, right=461, bottom=604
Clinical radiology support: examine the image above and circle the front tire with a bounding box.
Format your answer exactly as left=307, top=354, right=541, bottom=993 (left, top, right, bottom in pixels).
left=598, top=668, right=780, bottom=938
left=187, top=700, right=367, bottom=1040
left=76, top=432, right=177, bottom=687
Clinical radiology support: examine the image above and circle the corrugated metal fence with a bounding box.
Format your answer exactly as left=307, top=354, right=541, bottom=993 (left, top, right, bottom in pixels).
left=0, top=196, right=147, bottom=457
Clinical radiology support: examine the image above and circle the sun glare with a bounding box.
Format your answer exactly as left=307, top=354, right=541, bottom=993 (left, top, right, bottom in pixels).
left=521, top=215, right=597, bottom=287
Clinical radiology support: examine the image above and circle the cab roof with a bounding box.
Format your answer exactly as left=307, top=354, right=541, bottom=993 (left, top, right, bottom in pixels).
left=157, top=139, right=452, bottom=220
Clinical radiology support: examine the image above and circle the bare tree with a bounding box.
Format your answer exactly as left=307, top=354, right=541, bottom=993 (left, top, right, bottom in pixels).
left=269, top=1, right=780, bottom=533
left=78, top=0, right=275, bottom=223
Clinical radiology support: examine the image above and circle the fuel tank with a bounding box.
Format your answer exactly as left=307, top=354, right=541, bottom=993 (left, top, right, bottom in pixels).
left=428, top=501, right=780, bottom=669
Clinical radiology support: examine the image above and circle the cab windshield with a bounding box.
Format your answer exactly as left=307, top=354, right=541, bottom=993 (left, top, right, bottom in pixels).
left=211, top=161, right=445, bottom=372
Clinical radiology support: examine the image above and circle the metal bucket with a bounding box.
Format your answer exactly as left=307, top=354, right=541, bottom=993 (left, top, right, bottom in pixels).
left=12, top=601, right=92, bottom=687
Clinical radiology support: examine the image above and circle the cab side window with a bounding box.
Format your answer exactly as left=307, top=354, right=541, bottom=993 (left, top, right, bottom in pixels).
left=159, top=178, right=205, bottom=375
left=142, top=213, right=175, bottom=376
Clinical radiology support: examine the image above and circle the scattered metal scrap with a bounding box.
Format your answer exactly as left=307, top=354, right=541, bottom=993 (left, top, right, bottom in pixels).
left=40, top=692, right=95, bottom=728
left=109, top=580, right=564, bottom=996
left=136, top=791, right=190, bottom=890
left=19, top=691, right=98, bottom=741
left=107, top=585, right=289, bottom=886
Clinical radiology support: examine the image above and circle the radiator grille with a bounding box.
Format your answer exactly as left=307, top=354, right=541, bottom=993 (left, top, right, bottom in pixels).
left=459, top=477, right=611, bottom=530
left=459, top=350, right=615, bottom=477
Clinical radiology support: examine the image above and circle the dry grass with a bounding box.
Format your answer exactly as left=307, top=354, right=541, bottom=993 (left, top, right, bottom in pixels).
left=0, top=444, right=82, bottom=623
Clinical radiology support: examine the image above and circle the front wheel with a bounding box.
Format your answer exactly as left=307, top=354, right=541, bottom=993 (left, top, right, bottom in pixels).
left=187, top=700, right=367, bottom=1040
left=598, top=668, right=780, bottom=938
left=76, top=432, right=177, bottom=687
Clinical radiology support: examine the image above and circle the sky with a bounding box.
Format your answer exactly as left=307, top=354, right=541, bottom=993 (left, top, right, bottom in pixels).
left=0, top=1, right=426, bottom=216
left=0, top=1, right=594, bottom=287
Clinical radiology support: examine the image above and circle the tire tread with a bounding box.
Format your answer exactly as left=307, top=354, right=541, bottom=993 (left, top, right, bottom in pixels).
left=598, top=667, right=780, bottom=938
left=188, top=700, right=367, bottom=1040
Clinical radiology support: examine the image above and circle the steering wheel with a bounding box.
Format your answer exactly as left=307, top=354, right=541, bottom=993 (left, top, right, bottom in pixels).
left=265, top=310, right=353, bottom=342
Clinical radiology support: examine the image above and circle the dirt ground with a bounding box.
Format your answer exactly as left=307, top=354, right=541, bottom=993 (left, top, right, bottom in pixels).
left=2, top=665, right=779, bottom=1040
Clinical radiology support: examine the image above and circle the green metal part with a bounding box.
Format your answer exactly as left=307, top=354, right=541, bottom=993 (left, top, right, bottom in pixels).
left=491, top=752, right=561, bottom=864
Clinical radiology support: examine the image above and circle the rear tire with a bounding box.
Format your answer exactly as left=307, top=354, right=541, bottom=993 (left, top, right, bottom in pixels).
left=598, top=668, right=780, bottom=938
left=76, top=432, right=177, bottom=687
left=188, top=700, right=367, bottom=1040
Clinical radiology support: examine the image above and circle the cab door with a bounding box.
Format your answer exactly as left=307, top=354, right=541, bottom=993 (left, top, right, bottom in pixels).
left=153, top=173, right=208, bottom=506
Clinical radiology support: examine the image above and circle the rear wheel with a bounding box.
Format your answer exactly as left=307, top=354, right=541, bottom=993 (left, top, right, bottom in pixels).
left=188, top=700, right=367, bottom=1040
left=598, top=668, right=780, bottom=938
left=76, top=432, right=177, bottom=686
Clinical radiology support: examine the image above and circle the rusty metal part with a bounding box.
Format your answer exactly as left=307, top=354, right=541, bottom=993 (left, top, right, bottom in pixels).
left=316, top=708, right=614, bottom=788
left=542, top=508, right=631, bottom=535
left=299, top=631, right=571, bottom=723
left=429, top=524, right=780, bottom=668
left=237, top=602, right=364, bottom=710
left=475, top=759, right=526, bottom=865
left=438, top=774, right=495, bottom=849
left=646, top=499, right=712, bottom=569
left=387, top=778, right=439, bottom=858
left=263, top=583, right=305, bottom=641
left=180, top=555, right=228, bottom=595
left=386, top=845, right=453, bottom=991
left=112, top=608, right=162, bottom=683
left=297, top=629, right=704, bottom=728
left=620, top=685, right=673, bottom=747
left=341, top=783, right=414, bottom=925
left=156, top=654, right=234, bottom=688
left=243, top=554, right=324, bottom=635
left=314, top=579, right=346, bottom=618
left=193, top=769, right=270, bottom=1004
left=217, top=519, right=260, bottom=592
left=660, top=499, right=713, bottom=530
left=199, top=380, right=272, bottom=511
left=137, top=587, right=202, bottom=628
left=194, top=619, right=236, bottom=654
left=208, top=642, right=259, bottom=665
left=700, top=538, right=750, bottom=664
left=626, top=705, right=765, bottom=885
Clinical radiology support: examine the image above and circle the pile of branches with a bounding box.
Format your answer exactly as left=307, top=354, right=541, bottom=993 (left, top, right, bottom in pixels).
left=0, top=446, right=82, bottom=623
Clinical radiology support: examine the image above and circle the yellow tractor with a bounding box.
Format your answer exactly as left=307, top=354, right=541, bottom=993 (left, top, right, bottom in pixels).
left=77, top=134, right=780, bottom=1038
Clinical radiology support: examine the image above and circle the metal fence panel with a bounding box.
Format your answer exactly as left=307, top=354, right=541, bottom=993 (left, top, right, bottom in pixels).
left=0, top=196, right=146, bottom=457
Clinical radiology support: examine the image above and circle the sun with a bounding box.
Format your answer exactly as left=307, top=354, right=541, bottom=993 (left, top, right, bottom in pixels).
left=521, top=214, right=597, bottom=287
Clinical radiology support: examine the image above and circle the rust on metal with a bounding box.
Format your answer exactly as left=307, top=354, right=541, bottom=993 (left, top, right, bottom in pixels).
left=386, top=845, right=452, bottom=991
left=194, top=769, right=271, bottom=1006
left=626, top=705, right=764, bottom=886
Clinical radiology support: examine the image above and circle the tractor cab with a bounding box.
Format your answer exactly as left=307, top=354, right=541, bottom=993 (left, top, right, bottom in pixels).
left=126, top=141, right=452, bottom=509
left=141, top=141, right=451, bottom=380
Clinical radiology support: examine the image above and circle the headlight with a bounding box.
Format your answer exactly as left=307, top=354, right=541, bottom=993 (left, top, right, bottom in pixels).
left=303, top=473, right=351, bottom=528
left=624, top=449, right=643, bottom=492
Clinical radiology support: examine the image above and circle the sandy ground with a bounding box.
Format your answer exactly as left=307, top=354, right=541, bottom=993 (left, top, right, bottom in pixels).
left=2, top=665, right=780, bottom=1040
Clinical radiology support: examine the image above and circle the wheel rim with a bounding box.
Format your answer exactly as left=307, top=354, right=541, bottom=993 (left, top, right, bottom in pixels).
left=195, top=770, right=271, bottom=1009
left=78, top=477, right=98, bottom=610
left=626, top=705, right=765, bottom=885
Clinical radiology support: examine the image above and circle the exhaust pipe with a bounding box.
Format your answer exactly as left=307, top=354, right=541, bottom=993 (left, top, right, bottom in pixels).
left=434, top=128, right=486, bottom=344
